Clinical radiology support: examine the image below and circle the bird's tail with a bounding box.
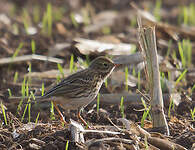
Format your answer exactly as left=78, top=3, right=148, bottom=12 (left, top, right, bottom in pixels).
left=8, top=95, right=44, bottom=104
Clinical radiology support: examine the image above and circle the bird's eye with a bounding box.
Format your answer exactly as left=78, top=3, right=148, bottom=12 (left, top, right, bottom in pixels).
left=103, top=62, right=108, bottom=67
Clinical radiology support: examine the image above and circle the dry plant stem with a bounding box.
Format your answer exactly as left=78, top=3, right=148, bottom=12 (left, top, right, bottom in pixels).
left=138, top=18, right=169, bottom=135
left=0, top=54, right=63, bottom=65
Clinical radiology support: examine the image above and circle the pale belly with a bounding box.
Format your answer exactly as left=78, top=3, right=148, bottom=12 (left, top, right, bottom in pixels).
left=52, top=95, right=97, bottom=110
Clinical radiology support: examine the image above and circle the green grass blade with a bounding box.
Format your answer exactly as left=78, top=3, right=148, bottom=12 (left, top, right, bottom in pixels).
left=13, top=72, right=18, bottom=83
left=120, top=96, right=125, bottom=118
left=178, top=42, right=186, bottom=67
left=12, top=42, right=24, bottom=59
left=35, top=112, right=40, bottom=124
left=50, top=101, right=55, bottom=120
left=21, top=77, right=26, bottom=98
left=175, top=69, right=187, bottom=85
left=31, top=40, right=36, bottom=54
left=125, top=67, right=128, bottom=91
left=190, top=108, right=195, bottom=120
left=33, top=6, right=40, bottom=23
left=141, top=106, right=151, bottom=128
left=47, top=3, right=52, bottom=36
left=7, top=89, right=12, bottom=97
left=168, top=98, right=174, bottom=118
left=154, top=0, right=162, bottom=21
left=42, top=83, right=45, bottom=96
left=57, top=63, right=64, bottom=78
left=69, top=54, right=74, bottom=73
left=97, top=93, right=100, bottom=114
left=28, top=101, right=31, bottom=122
left=1, top=102, right=7, bottom=125
left=65, top=140, right=69, bottom=150
left=21, top=96, right=31, bottom=122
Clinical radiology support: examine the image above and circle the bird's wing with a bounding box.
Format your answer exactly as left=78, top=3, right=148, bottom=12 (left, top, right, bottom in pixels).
left=42, top=69, right=93, bottom=99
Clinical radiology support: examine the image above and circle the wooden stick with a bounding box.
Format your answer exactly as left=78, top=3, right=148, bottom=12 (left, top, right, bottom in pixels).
left=0, top=54, right=63, bottom=65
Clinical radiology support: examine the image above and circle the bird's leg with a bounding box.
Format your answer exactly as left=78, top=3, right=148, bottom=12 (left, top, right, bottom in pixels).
left=53, top=101, right=67, bottom=124
left=77, top=108, right=90, bottom=128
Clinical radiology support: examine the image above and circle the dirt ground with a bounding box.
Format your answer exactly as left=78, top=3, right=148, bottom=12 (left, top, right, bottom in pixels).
left=0, top=0, right=195, bottom=149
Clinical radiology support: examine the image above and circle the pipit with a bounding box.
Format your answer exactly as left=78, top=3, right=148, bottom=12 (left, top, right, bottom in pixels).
left=34, top=56, right=117, bottom=125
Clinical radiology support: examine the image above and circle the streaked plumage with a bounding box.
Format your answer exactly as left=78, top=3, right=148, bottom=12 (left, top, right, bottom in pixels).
left=37, top=56, right=116, bottom=110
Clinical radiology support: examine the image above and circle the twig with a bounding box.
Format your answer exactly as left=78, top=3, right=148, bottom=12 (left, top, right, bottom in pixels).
left=0, top=54, right=63, bottom=65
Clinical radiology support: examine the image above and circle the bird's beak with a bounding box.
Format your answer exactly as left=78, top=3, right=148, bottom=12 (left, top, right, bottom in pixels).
left=114, top=64, right=120, bottom=67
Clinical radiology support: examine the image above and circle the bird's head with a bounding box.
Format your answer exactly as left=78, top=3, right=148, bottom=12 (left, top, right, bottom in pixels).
left=89, top=56, right=117, bottom=77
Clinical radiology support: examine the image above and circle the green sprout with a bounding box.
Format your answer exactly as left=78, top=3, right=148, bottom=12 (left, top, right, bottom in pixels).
left=35, top=112, right=40, bottom=125
left=125, top=67, right=128, bottom=91
left=65, top=140, right=69, bottom=150
left=28, top=99, right=31, bottom=122
left=178, top=39, right=192, bottom=68
left=31, top=40, right=36, bottom=54
left=160, top=72, right=167, bottom=92
left=41, top=3, right=53, bottom=36
left=120, top=96, right=125, bottom=118
left=56, top=75, right=61, bottom=83
left=178, top=42, right=186, bottom=67
left=13, top=72, right=18, bottom=83
left=33, top=6, right=40, bottom=23
left=141, top=105, right=151, bottom=128
left=17, top=77, right=26, bottom=114
left=179, top=4, right=195, bottom=26
left=175, top=69, right=187, bottom=86
left=105, top=79, right=108, bottom=88
left=57, top=63, right=64, bottom=78
left=42, top=83, right=45, bottom=96
left=47, top=3, right=52, bottom=36
left=50, top=101, right=55, bottom=120
left=21, top=77, right=26, bottom=98
left=21, top=95, right=31, bottom=122
left=141, top=97, right=151, bottom=128
left=153, top=0, right=162, bottom=21
left=97, top=93, right=100, bottom=114
left=26, top=81, right=29, bottom=97
left=191, top=84, right=195, bottom=94
left=7, top=89, right=12, bottom=97
left=69, top=54, right=74, bottom=73
left=168, top=98, right=174, bottom=118
left=22, top=8, right=30, bottom=34
left=190, top=108, right=195, bottom=121
left=42, top=12, right=48, bottom=34
left=85, top=55, right=90, bottom=66
left=12, top=42, right=24, bottom=59
left=1, top=102, right=7, bottom=125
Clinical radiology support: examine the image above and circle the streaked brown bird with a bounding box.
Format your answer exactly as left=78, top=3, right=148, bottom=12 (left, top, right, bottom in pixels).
left=33, top=56, right=117, bottom=125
